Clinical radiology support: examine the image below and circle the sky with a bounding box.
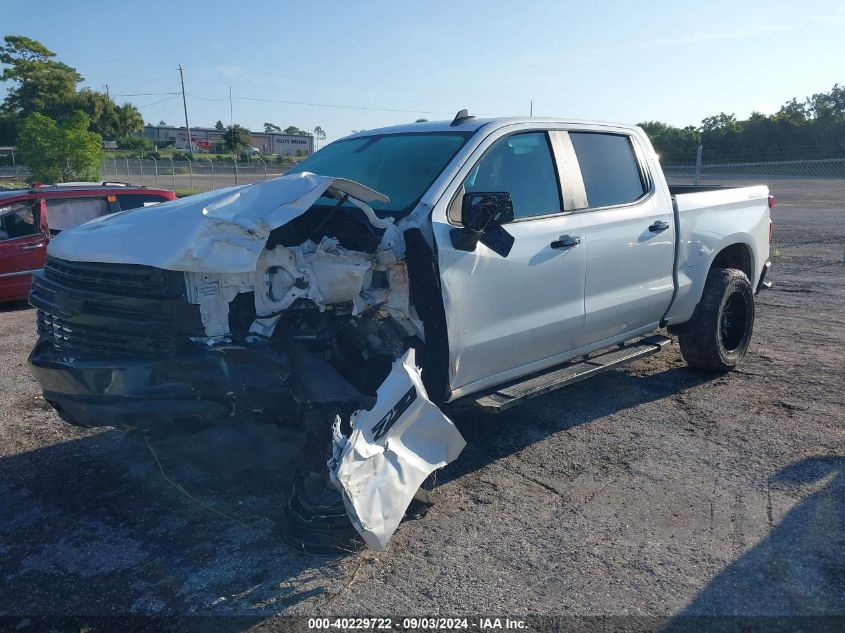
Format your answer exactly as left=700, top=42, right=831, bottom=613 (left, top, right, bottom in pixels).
left=2, top=0, right=844, bottom=143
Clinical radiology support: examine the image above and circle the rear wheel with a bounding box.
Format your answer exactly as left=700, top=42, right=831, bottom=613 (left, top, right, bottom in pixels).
left=677, top=268, right=755, bottom=372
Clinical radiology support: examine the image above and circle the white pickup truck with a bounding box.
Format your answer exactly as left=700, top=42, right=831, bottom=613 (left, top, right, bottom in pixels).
left=28, top=112, right=773, bottom=549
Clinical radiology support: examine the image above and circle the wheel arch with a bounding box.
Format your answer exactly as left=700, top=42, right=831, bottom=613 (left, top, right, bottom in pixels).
left=668, top=239, right=757, bottom=332
left=710, top=242, right=754, bottom=282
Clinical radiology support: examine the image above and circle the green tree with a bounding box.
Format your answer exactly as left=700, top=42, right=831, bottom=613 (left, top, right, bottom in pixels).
left=113, top=103, right=144, bottom=137
left=75, top=88, right=118, bottom=138
left=223, top=124, right=251, bottom=152
left=312, top=125, right=326, bottom=149
left=283, top=125, right=311, bottom=136
left=215, top=120, right=225, bottom=130
left=0, top=35, right=82, bottom=125
left=17, top=111, right=102, bottom=183
left=116, top=136, right=154, bottom=152
left=415, top=118, right=428, bottom=123
left=264, top=122, right=281, bottom=133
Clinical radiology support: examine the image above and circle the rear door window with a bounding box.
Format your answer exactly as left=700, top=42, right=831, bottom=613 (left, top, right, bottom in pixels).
left=569, top=133, right=646, bottom=208
left=0, top=200, right=39, bottom=240
left=116, top=193, right=171, bottom=211
left=44, top=197, right=109, bottom=233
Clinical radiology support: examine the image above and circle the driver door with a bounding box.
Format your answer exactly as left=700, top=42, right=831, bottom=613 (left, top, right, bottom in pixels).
left=432, top=130, right=586, bottom=396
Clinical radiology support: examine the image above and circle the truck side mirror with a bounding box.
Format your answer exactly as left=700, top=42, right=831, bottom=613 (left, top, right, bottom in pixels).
left=461, top=192, right=514, bottom=232
left=450, top=192, right=515, bottom=258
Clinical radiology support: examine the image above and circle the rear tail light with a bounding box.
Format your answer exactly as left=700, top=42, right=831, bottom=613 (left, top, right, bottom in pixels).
left=768, top=194, right=776, bottom=209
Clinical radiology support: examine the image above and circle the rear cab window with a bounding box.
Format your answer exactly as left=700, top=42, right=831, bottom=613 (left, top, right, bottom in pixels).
left=569, top=132, right=647, bottom=208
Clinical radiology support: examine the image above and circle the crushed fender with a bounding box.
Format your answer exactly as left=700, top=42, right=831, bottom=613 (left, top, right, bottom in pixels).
left=329, top=349, right=465, bottom=549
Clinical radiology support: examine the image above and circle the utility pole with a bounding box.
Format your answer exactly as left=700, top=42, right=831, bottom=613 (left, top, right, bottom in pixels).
left=694, top=144, right=703, bottom=185
left=104, top=84, right=110, bottom=98
left=178, top=65, right=193, bottom=157
left=530, top=100, right=533, bottom=117
left=229, top=86, right=233, bottom=126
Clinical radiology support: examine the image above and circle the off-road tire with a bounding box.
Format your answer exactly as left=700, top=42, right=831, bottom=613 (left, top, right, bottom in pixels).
left=677, top=268, right=755, bottom=372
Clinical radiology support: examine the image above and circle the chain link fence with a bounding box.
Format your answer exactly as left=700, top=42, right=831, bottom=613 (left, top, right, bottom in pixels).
left=99, top=158, right=296, bottom=193
left=0, top=165, right=29, bottom=185
left=662, top=157, right=845, bottom=209
left=4, top=154, right=845, bottom=210
left=0, top=159, right=301, bottom=192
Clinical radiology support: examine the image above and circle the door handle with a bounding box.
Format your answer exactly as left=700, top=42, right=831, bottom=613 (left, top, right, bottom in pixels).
left=550, top=235, right=581, bottom=249
left=21, top=243, right=46, bottom=251
left=649, top=220, right=670, bottom=232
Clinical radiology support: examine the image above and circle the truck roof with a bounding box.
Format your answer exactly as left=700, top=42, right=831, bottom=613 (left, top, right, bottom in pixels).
left=346, top=115, right=641, bottom=139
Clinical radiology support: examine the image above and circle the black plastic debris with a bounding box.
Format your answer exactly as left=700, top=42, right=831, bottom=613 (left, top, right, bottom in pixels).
left=282, top=471, right=363, bottom=555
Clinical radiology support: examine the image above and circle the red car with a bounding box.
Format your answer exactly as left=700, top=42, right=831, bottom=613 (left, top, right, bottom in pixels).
left=0, top=183, right=176, bottom=303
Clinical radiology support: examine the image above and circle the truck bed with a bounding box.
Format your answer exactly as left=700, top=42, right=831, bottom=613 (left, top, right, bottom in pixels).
left=670, top=183, right=737, bottom=195
left=663, top=183, right=771, bottom=326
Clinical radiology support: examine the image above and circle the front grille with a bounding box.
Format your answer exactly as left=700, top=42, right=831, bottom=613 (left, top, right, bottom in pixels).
left=31, top=257, right=203, bottom=360
left=37, top=311, right=177, bottom=359
left=44, top=257, right=179, bottom=298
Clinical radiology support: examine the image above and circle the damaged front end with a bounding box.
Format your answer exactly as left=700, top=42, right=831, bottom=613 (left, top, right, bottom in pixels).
left=28, top=173, right=464, bottom=549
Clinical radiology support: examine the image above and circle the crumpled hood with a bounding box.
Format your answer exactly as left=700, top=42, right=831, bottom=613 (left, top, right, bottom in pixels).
left=47, top=172, right=389, bottom=273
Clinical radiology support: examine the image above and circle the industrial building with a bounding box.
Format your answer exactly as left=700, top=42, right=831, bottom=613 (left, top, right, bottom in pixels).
left=142, top=125, right=314, bottom=156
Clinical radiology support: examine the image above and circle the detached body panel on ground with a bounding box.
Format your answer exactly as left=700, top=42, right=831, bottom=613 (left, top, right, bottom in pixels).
left=27, top=117, right=772, bottom=548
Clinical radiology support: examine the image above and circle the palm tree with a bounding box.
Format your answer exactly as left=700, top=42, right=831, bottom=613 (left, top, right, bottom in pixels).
left=113, top=103, right=144, bottom=137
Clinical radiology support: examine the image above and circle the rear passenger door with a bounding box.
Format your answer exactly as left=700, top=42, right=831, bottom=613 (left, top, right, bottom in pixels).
left=567, top=131, right=675, bottom=346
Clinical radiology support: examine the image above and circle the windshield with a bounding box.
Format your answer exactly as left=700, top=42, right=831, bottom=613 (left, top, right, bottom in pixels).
left=287, top=132, right=470, bottom=215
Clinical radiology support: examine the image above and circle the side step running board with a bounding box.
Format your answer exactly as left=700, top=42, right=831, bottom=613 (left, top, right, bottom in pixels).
left=469, top=335, right=673, bottom=413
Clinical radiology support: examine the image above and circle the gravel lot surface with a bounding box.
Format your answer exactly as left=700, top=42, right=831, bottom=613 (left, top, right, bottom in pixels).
left=0, top=181, right=842, bottom=628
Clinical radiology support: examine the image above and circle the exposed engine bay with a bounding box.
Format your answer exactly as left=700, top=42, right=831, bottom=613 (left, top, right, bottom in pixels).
left=182, top=198, right=422, bottom=399
left=30, top=174, right=466, bottom=550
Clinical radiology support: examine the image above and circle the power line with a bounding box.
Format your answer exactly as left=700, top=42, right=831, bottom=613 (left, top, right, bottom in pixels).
left=112, top=91, right=181, bottom=97
left=116, top=90, right=451, bottom=116
left=187, top=93, right=229, bottom=102
left=234, top=95, right=449, bottom=115
left=176, top=90, right=453, bottom=115
left=134, top=95, right=180, bottom=109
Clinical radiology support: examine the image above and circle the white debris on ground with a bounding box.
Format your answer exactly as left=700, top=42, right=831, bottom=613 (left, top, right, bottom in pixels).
left=329, top=349, right=466, bottom=549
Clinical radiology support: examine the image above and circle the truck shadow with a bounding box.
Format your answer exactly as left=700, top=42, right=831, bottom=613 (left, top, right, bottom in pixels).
left=662, top=455, right=844, bottom=631
left=0, top=299, right=32, bottom=312
left=441, top=363, right=714, bottom=483
left=0, top=418, right=342, bottom=621
left=0, top=362, right=721, bottom=620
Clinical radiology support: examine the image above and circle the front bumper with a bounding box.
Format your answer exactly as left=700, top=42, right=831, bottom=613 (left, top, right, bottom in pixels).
left=28, top=337, right=297, bottom=432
